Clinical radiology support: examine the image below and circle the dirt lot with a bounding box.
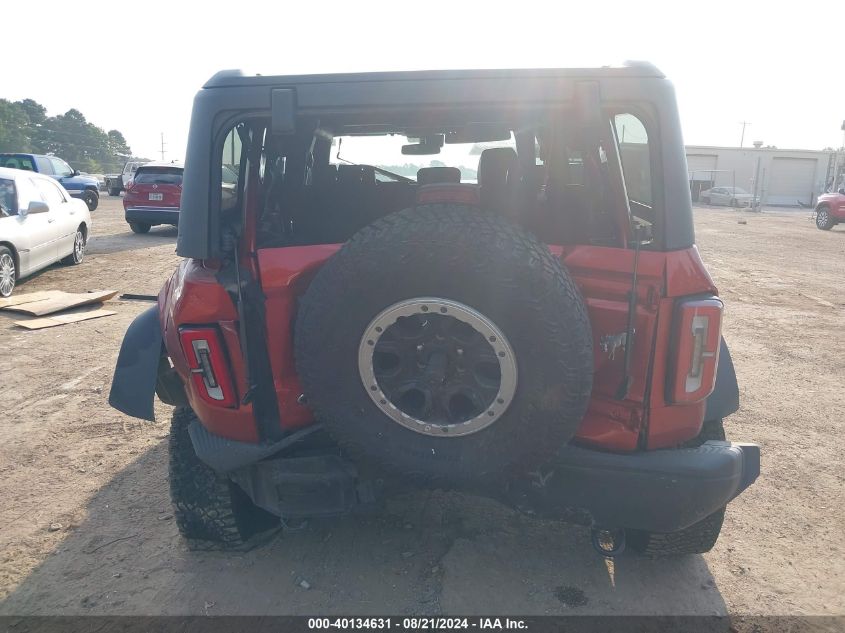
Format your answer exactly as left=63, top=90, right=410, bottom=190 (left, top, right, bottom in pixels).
left=0, top=197, right=843, bottom=616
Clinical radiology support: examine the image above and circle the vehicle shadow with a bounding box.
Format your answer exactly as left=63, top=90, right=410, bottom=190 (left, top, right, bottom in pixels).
left=88, top=227, right=178, bottom=256
left=0, top=441, right=727, bottom=616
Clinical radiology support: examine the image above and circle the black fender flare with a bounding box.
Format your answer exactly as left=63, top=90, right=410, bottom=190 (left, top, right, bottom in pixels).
left=108, top=306, right=164, bottom=421
left=704, top=337, right=740, bottom=421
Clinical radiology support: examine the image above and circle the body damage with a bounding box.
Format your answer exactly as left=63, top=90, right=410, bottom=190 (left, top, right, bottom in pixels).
left=111, top=242, right=738, bottom=451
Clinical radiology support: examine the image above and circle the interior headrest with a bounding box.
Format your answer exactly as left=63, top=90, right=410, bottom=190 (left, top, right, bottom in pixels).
left=477, top=147, right=518, bottom=186
left=416, top=166, right=461, bottom=185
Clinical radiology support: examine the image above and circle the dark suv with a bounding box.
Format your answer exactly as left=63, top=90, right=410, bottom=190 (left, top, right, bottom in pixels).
left=110, top=64, right=759, bottom=556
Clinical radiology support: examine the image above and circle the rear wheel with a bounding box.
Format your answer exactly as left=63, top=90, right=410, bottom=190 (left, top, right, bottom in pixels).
left=169, top=407, right=277, bottom=550
left=628, top=419, right=727, bottom=556
left=701, top=196, right=711, bottom=205
left=129, top=221, right=150, bottom=234
left=83, top=189, right=99, bottom=212
left=816, top=207, right=834, bottom=230
left=0, top=247, right=16, bottom=298
left=729, top=198, right=738, bottom=208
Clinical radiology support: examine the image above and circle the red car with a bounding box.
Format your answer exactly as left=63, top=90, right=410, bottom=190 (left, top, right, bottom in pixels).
left=123, top=162, right=184, bottom=234
left=815, top=188, right=845, bottom=230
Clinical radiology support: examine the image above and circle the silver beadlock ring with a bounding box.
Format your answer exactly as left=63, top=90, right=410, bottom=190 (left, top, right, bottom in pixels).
left=358, top=297, right=518, bottom=437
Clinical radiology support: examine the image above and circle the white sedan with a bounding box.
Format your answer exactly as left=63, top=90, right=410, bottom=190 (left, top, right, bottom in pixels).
left=0, top=166, right=91, bottom=297
left=700, top=186, right=759, bottom=208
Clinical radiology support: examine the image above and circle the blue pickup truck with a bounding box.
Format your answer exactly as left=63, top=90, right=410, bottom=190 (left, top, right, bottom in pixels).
left=0, top=153, right=100, bottom=211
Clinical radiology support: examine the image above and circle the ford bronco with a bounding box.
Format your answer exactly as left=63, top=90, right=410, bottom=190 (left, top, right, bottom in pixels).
left=110, top=63, right=759, bottom=556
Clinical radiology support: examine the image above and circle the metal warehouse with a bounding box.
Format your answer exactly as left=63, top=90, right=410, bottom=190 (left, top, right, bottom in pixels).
left=686, top=145, right=838, bottom=207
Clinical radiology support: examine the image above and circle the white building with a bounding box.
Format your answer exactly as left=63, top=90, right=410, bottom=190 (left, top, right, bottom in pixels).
left=685, top=145, right=838, bottom=207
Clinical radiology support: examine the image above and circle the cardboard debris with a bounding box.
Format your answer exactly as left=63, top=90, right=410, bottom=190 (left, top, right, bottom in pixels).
left=0, top=291, right=62, bottom=308
left=14, top=309, right=116, bottom=330
left=0, top=290, right=117, bottom=316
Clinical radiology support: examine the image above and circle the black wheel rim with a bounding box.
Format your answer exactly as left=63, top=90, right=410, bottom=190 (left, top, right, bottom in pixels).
left=359, top=298, right=517, bottom=437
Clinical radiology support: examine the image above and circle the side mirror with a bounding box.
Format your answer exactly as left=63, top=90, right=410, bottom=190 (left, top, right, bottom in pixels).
left=27, top=200, right=50, bottom=215
left=72, top=169, right=80, bottom=177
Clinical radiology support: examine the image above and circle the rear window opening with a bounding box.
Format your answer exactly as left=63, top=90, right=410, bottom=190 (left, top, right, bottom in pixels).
left=0, top=155, right=36, bottom=171
left=217, top=108, right=657, bottom=252
left=134, top=167, right=183, bottom=185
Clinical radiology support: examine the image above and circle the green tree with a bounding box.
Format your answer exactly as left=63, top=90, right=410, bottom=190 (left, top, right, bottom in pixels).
left=107, top=130, right=132, bottom=160
left=0, top=99, right=32, bottom=152
left=0, top=98, right=133, bottom=173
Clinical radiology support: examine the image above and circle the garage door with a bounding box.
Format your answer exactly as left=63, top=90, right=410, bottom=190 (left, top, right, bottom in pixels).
left=686, top=154, right=718, bottom=179
left=769, top=158, right=817, bottom=206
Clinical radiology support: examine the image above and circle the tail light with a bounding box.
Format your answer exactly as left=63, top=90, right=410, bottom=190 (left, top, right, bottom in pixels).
left=669, top=298, right=722, bottom=403
left=179, top=327, right=237, bottom=407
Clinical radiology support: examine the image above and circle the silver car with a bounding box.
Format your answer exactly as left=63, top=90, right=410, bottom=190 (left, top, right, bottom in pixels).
left=0, top=166, right=91, bottom=297
left=700, top=186, right=759, bottom=208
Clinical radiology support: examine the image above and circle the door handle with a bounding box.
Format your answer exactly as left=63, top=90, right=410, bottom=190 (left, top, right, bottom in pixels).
left=47, top=218, right=55, bottom=223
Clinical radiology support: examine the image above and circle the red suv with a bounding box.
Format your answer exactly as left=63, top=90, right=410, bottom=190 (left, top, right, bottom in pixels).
left=110, top=65, right=759, bottom=557
left=123, top=162, right=184, bottom=234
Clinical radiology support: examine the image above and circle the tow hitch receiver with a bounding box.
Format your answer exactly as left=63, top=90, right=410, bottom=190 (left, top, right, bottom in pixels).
left=591, top=527, right=626, bottom=557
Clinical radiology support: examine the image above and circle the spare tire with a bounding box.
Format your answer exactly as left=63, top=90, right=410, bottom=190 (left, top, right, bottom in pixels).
left=295, top=204, right=593, bottom=481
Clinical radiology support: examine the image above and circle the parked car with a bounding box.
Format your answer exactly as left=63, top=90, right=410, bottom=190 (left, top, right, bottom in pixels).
left=0, top=167, right=90, bottom=298
left=700, top=186, right=759, bottom=208
left=105, top=160, right=146, bottom=197
left=123, top=162, right=184, bottom=234
left=81, top=172, right=107, bottom=192
left=110, top=64, right=759, bottom=557
left=0, top=153, right=100, bottom=212
left=814, top=187, right=845, bottom=230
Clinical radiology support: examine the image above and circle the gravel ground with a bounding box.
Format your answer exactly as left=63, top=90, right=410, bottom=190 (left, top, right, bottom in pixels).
left=0, top=198, right=842, bottom=617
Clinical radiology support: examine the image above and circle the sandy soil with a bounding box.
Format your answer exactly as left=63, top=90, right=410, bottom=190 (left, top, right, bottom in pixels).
left=0, top=198, right=842, bottom=616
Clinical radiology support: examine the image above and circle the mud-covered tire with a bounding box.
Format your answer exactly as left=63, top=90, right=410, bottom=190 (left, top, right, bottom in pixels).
left=627, top=508, right=726, bottom=557
left=816, top=207, right=834, bottom=230
left=295, top=204, right=593, bottom=482
left=629, top=419, right=727, bottom=555
left=168, top=407, right=277, bottom=550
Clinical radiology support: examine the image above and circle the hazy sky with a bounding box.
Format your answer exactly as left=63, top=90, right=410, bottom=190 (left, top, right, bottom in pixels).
left=4, top=0, right=843, bottom=162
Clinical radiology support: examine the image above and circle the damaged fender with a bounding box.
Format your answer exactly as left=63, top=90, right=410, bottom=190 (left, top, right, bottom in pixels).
left=704, top=337, right=740, bottom=421
left=108, top=306, right=163, bottom=421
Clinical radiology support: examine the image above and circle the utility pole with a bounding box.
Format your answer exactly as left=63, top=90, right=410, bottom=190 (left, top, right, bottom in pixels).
left=739, top=121, right=751, bottom=148
left=828, top=120, right=845, bottom=192
left=160, top=132, right=166, bottom=161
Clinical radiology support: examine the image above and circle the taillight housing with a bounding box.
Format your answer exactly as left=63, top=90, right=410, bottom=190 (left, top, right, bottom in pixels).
left=669, top=298, right=723, bottom=403
left=179, top=327, right=237, bottom=407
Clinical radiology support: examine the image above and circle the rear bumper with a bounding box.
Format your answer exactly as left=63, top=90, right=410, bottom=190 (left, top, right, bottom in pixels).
left=125, top=207, right=180, bottom=225
left=501, top=441, right=760, bottom=533
left=189, top=414, right=760, bottom=532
